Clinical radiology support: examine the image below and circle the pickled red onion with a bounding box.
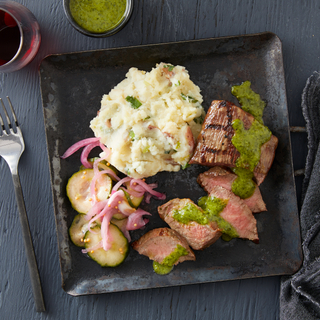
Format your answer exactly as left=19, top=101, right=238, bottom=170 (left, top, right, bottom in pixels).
left=61, top=137, right=100, bottom=159
left=108, top=189, right=126, bottom=206
left=130, top=179, right=166, bottom=200
left=86, top=200, right=109, bottom=221
left=144, top=193, right=152, bottom=204
left=81, top=240, right=102, bottom=254
left=89, top=169, right=120, bottom=204
left=80, top=141, right=101, bottom=168
left=101, top=211, right=114, bottom=251
left=92, top=157, right=120, bottom=181
left=123, top=187, right=144, bottom=199
left=118, top=200, right=136, bottom=216
left=63, top=138, right=168, bottom=253
left=112, top=177, right=132, bottom=192
left=99, top=142, right=110, bottom=156
left=126, top=208, right=151, bottom=230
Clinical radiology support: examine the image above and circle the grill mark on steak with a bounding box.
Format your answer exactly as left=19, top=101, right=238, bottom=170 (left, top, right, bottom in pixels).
left=218, top=100, right=227, bottom=108
left=190, top=100, right=241, bottom=167
left=203, top=147, right=217, bottom=154
left=204, top=124, right=222, bottom=130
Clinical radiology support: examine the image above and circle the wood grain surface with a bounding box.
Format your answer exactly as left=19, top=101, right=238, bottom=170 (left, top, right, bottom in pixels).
left=0, top=0, right=318, bottom=319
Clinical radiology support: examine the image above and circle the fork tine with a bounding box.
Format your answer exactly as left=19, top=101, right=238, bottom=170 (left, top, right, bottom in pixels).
left=6, top=96, right=19, bottom=127
left=0, top=98, right=6, bottom=132
left=0, top=96, right=14, bottom=130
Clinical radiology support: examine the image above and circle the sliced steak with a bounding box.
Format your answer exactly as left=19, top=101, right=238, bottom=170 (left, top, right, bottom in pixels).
left=197, top=166, right=267, bottom=213
left=132, top=227, right=195, bottom=264
left=189, top=100, right=278, bottom=185
left=158, top=198, right=222, bottom=250
left=254, top=134, right=278, bottom=185
left=209, top=185, right=259, bottom=242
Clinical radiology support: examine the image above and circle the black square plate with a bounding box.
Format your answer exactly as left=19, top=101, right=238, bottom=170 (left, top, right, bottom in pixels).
left=39, top=32, right=302, bottom=295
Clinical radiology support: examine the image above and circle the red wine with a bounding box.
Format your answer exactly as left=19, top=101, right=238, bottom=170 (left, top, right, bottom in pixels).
left=0, top=10, right=21, bottom=66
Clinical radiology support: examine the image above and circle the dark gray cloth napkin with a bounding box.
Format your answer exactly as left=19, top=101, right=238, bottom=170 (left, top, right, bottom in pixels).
left=280, top=72, right=320, bottom=319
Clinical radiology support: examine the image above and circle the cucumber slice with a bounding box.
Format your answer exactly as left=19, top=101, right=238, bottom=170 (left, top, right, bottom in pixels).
left=111, top=217, right=128, bottom=230
left=69, top=214, right=88, bottom=247
left=79, top=157, right=99, bottom=171
left=69, top=213, right=101, bottom=247
left=97, top=161, right=118, bottom=177
left=112, top=212, right=128, bottom=220
left=84, top=224, right=129, bottom=267
left=121, top=184, right=144, bottom=208
left=66, top=169, right=112, bottom=213
left=80, top=158, right=118, bottom=179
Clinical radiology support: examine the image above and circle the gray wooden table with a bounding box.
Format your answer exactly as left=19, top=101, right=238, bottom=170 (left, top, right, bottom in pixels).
left=0, top=0, right=317, bottom=319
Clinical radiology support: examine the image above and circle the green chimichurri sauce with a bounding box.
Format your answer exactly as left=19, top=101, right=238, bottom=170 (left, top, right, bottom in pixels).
left=231, top=167, right=256, bottom=199
left=232, top=118, right=272, bottom=172
left=172, top=197, right=239, bottom=240
left=231, top=80, right=266, bottom=124
left=153, top=244, right=189, bottom=275
left=69, top=0, right=126, bottom=33
left=172, top=202, right=208, bottom=225
left=198, top=196, right=238, bottom=239
left=230, top=81, right=272, bottom=199
left=153, top=261, right=173, bottom=275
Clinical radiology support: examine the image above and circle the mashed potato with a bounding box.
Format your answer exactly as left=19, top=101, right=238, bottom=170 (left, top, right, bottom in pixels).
left=90, top=63, right=205, bottom=179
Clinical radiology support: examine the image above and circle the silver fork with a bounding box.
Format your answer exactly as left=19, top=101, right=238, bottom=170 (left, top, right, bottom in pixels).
left=0, top=97, right=45, bottom=312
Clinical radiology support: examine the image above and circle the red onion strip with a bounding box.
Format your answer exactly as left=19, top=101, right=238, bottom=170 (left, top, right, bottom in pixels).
left=99, top=169, right=120, bottom=182
left=144, top=193, right=152, bottom=204
left=130, top=179, right=166, bottom=200
left=112, top=177, right=132, bottom=192
left=121, top=228, right=131, bottom=243
left=107, top=190, right=127, bottom=209
left=126, top=208, right=151, bottom=230
left=99, top=142, right=110, bottom=157
left=92, top=157, right=120, bottom=181
left=87, top=215, right=101, bottom=233
left=61, top=137, right=100, bottom=159
left=89, top=169, right=121, bottom=204
left=118, top=200, right=136, bottom=216
left=146, top=183, right=158, bottom=189
left=101, top=211, right=114, bottom=251
left=123, top=188, right=144, bottom=199
left=81, top=239, right=103, bottom=254
left=80, top=141, right=101, bottom=168
left=86, top=200, right=109, bottom=221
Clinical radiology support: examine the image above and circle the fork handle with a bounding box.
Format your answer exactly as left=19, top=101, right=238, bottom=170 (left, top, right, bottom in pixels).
left=12, top=172, right=46, bottom=312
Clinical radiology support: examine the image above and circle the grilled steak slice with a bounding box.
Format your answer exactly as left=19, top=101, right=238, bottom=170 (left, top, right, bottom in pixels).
left=132, top=227, right=195, bottom=264
left=189, top=100, right=278, bottom=185
left=158, top=198, right=222, bottom=250
left=254, top=134, right=278, bottom=185
left=209, top=186, right=259, bottom=242
left=197, top=166, right=267, bottom=213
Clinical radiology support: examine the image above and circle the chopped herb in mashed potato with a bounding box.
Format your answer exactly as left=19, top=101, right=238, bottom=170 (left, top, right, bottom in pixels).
left=90, top=63, right=205, bottom=179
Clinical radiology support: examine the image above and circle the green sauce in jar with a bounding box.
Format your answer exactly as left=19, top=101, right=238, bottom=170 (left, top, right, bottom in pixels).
left=69, top=0, right=127, bottom=34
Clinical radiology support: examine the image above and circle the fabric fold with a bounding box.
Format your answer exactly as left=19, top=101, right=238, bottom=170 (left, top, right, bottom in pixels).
left=280, top=72, right=320, bottom=319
